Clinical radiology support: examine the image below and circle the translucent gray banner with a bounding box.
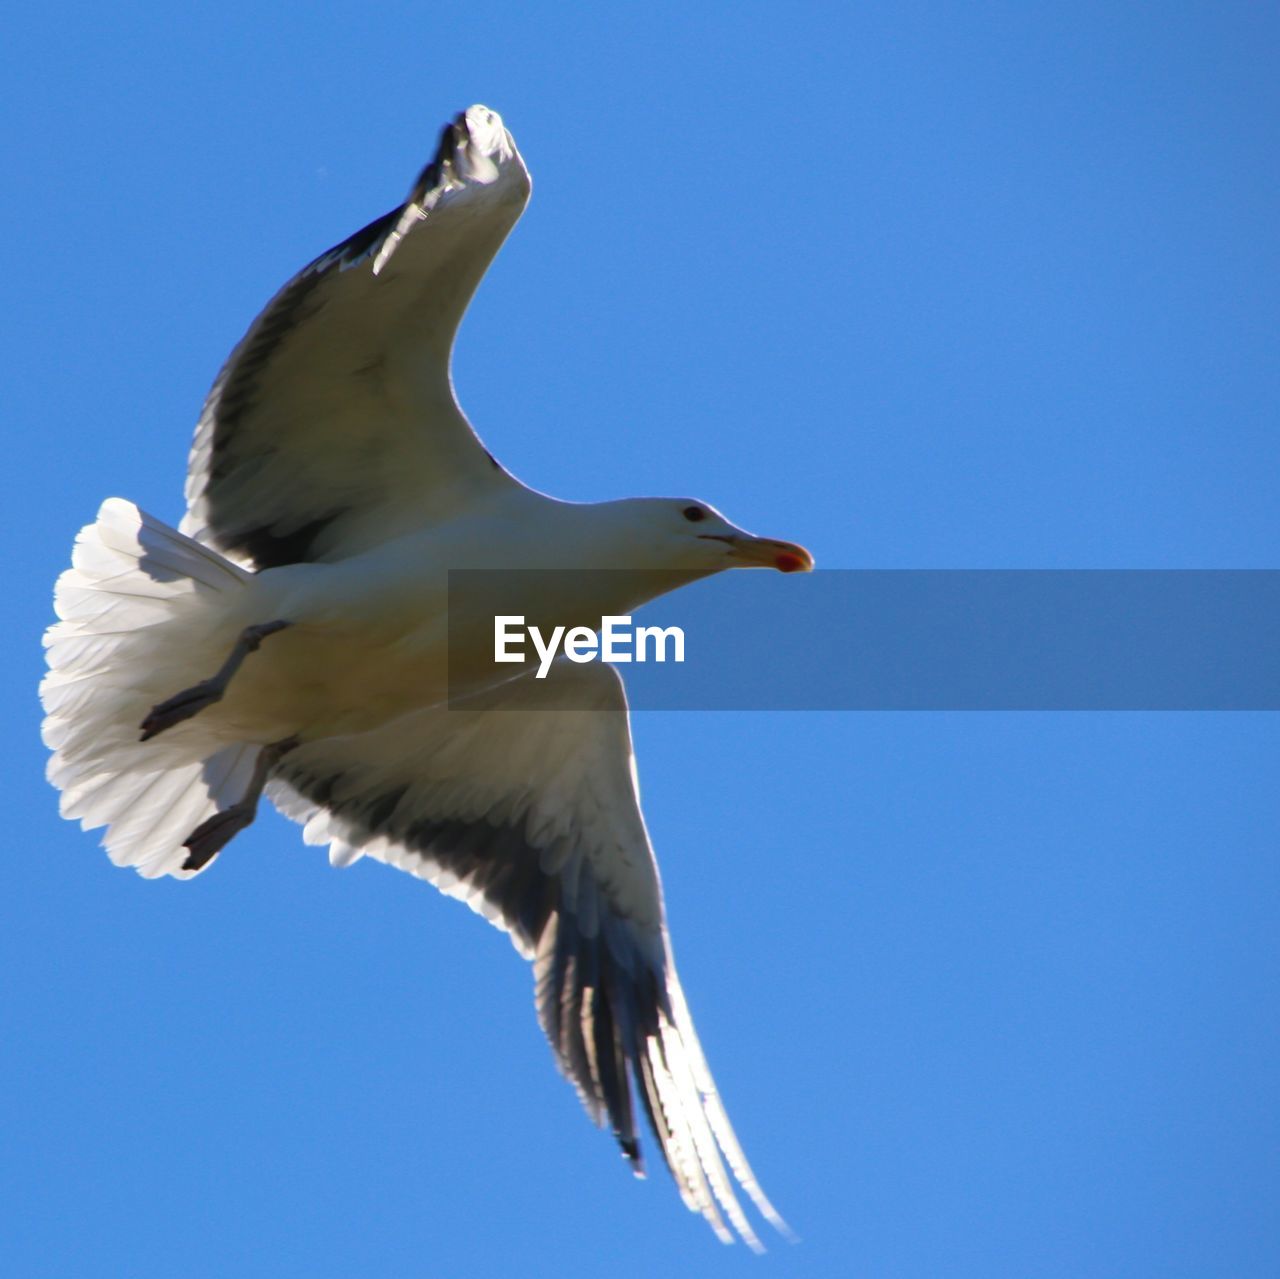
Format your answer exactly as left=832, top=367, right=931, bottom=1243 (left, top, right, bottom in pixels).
left=447, top=571, right=1280, bottom=710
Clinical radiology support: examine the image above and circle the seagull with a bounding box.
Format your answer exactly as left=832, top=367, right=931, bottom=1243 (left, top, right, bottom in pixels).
left=40, top=105, right=812, bottom=1249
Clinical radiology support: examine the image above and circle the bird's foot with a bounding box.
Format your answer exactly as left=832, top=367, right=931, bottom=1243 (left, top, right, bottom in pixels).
left=140, top=678, right=225, bottom=741
left=181, top=803, right=255, bottom=872
left=178, top=734, right=297, bottom=871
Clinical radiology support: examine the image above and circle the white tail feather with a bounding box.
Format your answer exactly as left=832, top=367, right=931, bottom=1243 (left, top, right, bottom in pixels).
left=41, top=499, right=258, bottom=878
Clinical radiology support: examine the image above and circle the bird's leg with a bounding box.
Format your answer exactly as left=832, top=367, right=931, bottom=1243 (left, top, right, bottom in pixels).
left=140, top=619, right=290, bottom=741
left=181, top=735, right=299, bottom=872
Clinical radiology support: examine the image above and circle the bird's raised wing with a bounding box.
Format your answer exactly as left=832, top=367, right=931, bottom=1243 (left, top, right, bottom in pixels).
left=181, top=105, right=528, bottom=570
left=266, top=661, right=788, bottom=1249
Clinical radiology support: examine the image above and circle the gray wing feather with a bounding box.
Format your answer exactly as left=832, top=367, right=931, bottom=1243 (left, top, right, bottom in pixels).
left=182, top=105, right=528, bottom=569
left=265, top=662, right=788, bottom=1248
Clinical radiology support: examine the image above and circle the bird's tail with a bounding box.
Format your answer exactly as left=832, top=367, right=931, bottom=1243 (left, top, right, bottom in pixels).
left=40, top=498, right=263, bottom=878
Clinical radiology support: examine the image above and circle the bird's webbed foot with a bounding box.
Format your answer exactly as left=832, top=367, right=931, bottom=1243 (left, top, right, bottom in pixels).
left=140, top=678, right=225, bottom=741
left=180, top=735, right=299, bottom=872
left=139, top=619, right=290, bottom=742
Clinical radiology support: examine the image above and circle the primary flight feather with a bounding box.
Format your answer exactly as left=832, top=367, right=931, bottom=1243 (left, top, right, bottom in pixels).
left=40, top=105, right=812, bottom=1249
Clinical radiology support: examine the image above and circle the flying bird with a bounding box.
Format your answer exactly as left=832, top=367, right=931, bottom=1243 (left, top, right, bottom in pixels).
left=40, top=105, right=811, bottom=1249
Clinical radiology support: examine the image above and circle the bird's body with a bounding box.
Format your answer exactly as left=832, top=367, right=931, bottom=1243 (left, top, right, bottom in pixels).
left=84, top=490, right=754, bottom=751
left=41, top=105, right=811, bottom=1249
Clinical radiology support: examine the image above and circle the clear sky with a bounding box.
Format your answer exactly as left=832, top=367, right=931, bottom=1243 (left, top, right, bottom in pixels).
left=5, top=3, right=1278, bottom=1277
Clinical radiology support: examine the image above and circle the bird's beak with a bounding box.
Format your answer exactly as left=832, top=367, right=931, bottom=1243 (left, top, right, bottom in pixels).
left=701, top=533, right=815, bottom=573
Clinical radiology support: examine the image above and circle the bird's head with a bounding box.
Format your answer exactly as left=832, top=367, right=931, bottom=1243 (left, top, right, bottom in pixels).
left=609, top=497, right=814, bottom=575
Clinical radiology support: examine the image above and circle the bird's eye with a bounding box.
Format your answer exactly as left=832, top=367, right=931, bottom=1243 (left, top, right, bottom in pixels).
left=682, top=505, right=706, bottom=523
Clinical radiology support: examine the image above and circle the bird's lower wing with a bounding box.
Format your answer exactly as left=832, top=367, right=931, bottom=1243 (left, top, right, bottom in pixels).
left=266, top=660, right=788, bottom=1248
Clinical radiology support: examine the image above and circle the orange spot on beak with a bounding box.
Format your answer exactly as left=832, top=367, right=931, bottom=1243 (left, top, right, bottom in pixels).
left=707, top=533, right=814, bottom=570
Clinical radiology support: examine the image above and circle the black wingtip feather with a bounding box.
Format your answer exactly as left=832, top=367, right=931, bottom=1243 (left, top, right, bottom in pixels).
left=620, top=1136, right=645, bottom=1175
left=276, top=755, right=695, bottom=1205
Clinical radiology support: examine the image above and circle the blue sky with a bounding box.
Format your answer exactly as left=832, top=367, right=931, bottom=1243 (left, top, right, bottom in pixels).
left=5, top=3, right=1278, bottom=1276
